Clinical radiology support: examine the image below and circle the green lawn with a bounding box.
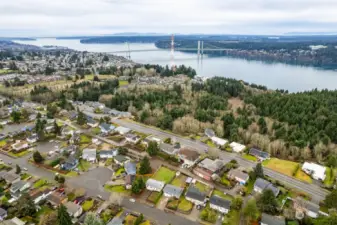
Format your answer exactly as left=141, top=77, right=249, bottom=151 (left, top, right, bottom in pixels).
left=212, top=189, right=234, bottom=201
left=115, top=168, right=125, bottom=176
left=33, top=179, right=48, bottom=188
left=92, top=127, right=101, bottom=135
left=166, top=198, right=180, bottom=210
left=147, top=191, right=162, bottom=204
left=324, top=167, right=336, bottom=187
left=66, top=171, right=78, bottom=177
left=0, top=139, right=8, bottom=147
left=170, top=175, right=187, bottom=188
left=105, top=158, right=113, bottom=166
left=20, top=173, right=32, bottom=180
left=221, top=173, right=231, bottom=186
left=36, top=206, right=53, bottom=219
left=206, top=140, right=216, bottom=148
left=263, top=158, right=302, bottom=177
left=294, top=168, right=312, bottom=183
left=222, top=210, right=240, bottom=225
left=80, top=134, right=92, bottom=144
left=82, top=199, right=94, bottom=211
left=152, top=166, right=176, bottom=183
left=177, top=197, right=193, bottom=212
left=78, top=159, right=91, bottom=172
left=104, top=185, right=131, bottom=195
left=287, top=221, right=299, bottom=225
left=9, top=150, right=30, bottom=158
left=119, top=80, right=129, bottom=86
left=242, top=153, right=257, bottom=162
left=194, top=181, right=212, bottom=194
left=245, top=178, right=255, bottom=194
left=200, top=204, right=217, bottom=223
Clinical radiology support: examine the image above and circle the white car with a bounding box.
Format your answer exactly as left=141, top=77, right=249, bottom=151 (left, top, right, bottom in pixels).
left=129, top=198, right=136, bottom=203
left=23, top=167, right=28, bottom=171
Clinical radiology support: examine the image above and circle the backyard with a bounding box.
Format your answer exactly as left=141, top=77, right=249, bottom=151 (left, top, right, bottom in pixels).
left=118, top=80, right=129, bottom=87
left=152, top=166, right=176, bottom=183
left=194, top=181, right=212, bottom=194
left=212, top=189, right=233, bottom=201
left=170, top=175, right=187, bottom=188
left=0, top=139, right=7, bottom=147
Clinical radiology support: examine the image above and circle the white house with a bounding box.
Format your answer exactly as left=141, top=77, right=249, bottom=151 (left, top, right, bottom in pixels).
left=209, top=195, right=231, bottom=214
left=125, top=133, right=140, bottom=144
left=0, top=208, right=7, bottom=221
left=82, top=148, right=97, bottom=162
left=211, top=136, right=228, bottom=146
left=99, top=123, right=115, bottom=134
left=115, top=126, right=131, bottom=135
left=229, top=142, right=246, bottom=153
left=146, top=179, right=165, bottom=192
left=178, top=148, right=200, bottom=168
left=26, top=134, right=38, bottom=143
left=11, top=141, right=29, bottom=152
left=65, top=201, right=83, bottom=218
left=302, top=162, right=326, bottom=181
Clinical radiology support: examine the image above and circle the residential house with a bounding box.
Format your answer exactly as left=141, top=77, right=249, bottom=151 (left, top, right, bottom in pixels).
left=0, top=208, right=7, bottom=221
left=82, top=148, right=97, bottom=162
left=61, top=127, right=74, bottom=137
left=178, top=148, right=200, bottom=168
left=124, top=161, right=136, bottom=175
left=87, top=117, right=99, bottom=128
left=163, top=184, right=183, bottom=199
left=253, top=178, right=280, bottom=197
left=0, top=108, right=9, bottom=119
left=28, top=114, right=37, bottom=122
left=193, top=158, right=225, bottom=181
left=30, top=189, right=52, bottom=204
left=44, top=125, right=55, bottom=134
left=302, top=162, right=326, bottom=181
left=229, top=142, right=246, bottom=153
left=160, top=143, right=179, bottom=155
left=294, top=197, right=320, bottom=218
left=211, top=136, right=228, bottom=147
left=64, top=201, right=83, bottom=218
left=10, top=180, right=31, bottom=199
left=125, top=174, right=136, bottom=190
left=125, top=133, right=140, bottom=144
left=115, top=126, right=131, bottom=135
left=142, top=135, right=161, bottom=147
left=114, top=155, right=129, bottom=166
left=99, top=123, right=115, bottom=134
left=68, top=111, right=78, bottom=121
left=146, top=179, right=165, bottom=192
left=21, top=125, right=34, bottom=132
left=204, top=128, right=215, bottom=138
left=0, top=171, right=20, bottom=184
left=61, top=156, right=79, bottom=171
left=209, top=195, right=231, bottom=214
left=11, top=141, right=29, bottom=152
left=69, top=133, right=80, bottom=144
left=99, top=149, right=118, bottom=159
left=185, top=186, right=206, bottom=206
left=227, top=169, right=249, bottom=185
left=0, top=134, right=7, bottom=141
left=60, top=145, right=77, bottom=154
left=0, top=217, right=26, bottom=225
left=260, top=213, right=285, bottom=225
left=26, top=133, right=38, bottom=143
left=249, top=148, right=270, bottom=161
left=46, top=192, right=67, bottom=207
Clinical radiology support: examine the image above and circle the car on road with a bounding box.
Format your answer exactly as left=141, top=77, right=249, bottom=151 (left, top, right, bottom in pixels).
left=23, top=167, right=28, bottom=171
left=129, top=198, right=135, bottom=203
left=8, top=162, right=12, bottom=165
left=97, top=195, right=103, bottom=199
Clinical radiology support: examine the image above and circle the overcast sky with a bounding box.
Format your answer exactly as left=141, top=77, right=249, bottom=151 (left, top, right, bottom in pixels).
left=1, top=0, right=337, bottom=37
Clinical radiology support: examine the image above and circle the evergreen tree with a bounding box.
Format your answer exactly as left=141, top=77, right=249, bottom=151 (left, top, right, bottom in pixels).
left=54, top=121, right=61, bottom=135
left=254, top=163, right=264, bottom=178
left=146, top=141, right=159, bottom=156
left=33, top=151, right=44, bottom=163
left=324, top=189, right=337, bottom=209
left=16, top=193, right=36, bottom=217
left=257, top=189, right=279, bottom=214
left=84, top=212, right=103, bottom=225
left=134, top=214, right=144, bottom=225
left=10, top=111, right=21, bottom=123
left=57, top=204, right=73, bottom=225
left=77, top=111, right=87, bottom=125
left=131, top=177, right=145, bottom=194
left=139, top=157, right=152, bottom=175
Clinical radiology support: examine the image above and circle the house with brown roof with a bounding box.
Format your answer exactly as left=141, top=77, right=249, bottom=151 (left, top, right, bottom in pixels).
left=193, top=158, right=225, bottom=181
left=46, top=192, right=67, bottom=207
left=178, top=148, right=200, bottom=168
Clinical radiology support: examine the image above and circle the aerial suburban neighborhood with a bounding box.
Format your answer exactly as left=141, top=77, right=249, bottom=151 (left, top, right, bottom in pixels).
left=0, top=39, right=336, bottom=225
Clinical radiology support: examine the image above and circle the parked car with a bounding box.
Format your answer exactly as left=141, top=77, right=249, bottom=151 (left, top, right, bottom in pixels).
left=129, top=198, right=135, bottom=203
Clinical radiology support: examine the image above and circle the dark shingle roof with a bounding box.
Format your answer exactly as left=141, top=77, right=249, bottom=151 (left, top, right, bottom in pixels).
left=261, top=213, right=285, bottom=225
left=209, top=195, right=231, bottom=209
left=249, top=148, right=269, bottom=159
left=185, top=186, right=206, bottom=202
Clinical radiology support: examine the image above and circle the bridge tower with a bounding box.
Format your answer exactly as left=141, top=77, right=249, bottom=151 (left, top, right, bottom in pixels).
left=201, top=41, right=204, bottom=55
left=170, top=34, right=175, bottom=69
left=197, top=41, right=201, bottom=56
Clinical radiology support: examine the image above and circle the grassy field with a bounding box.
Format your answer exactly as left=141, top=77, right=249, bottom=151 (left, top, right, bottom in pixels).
left=294, top=168, right=312, bottom=183
left=9, top=150, right=31, bottom=158
left=80, top=134, right=92, bottom=144
left=78, top=159, right=91, bottom=172
left=206, top=140, right=216, bottom=148
left=0, top=139, right=8, bottom=147
left=212, top=189, right=233, bottom=201
left=177, top=197, right=193, bottom=212
left=152, top=166, right=176, bottom=183
left=104, top=185, right=131, bottom=195
left=119, top=80, right=129, bottom=86
left=242, top=153, right=257, bottom=162
left=33, top=179, right=48, bottom=188
left=82, top=199, right=94, bottom=211
left=263, top=158, right=298, bottom=177
left=194, top=181, right=212, bottom=194
left=171, top=175, right=187, bottom=188
left=115, top=168, right=125, bottom=176
left=147, top=191, right=162, bottom=204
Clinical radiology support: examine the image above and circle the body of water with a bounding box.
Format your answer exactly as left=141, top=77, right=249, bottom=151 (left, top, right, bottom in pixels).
left=15, top=38, right=337, bottom=92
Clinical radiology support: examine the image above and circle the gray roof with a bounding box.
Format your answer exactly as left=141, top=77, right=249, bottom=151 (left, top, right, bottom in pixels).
left=254, top=178, right=280, bottom=196
left=0, top=207, right=7, bottom=217
left=249, top=148, right=270, bottom=159
left=209, top=195, right=231, bottom=209
left=0, top=171, right=20, bottom=183
left=82, top=148, right=96, bottom=158
left=114, top=155, right=128, bottom=163
left=100, top=123, right=115, bottom=131
left=198, top=158, right=224, bottom=172
left=107, top=218, right=123, bottom=225
left=160, top=143, right=176, bottom=154
left=10, top=180, right=28, bottom=193
left=204, top=128, right=215, bottom=137
left=261, top=213, right=285, bottom=225
left=295, top=197, right=320, bottom=213
left=185, top=186, right=206, bottom=202
left=228, top=169, right=249, bottom=181
left=124, top=161, right=136, bottom=175
left=99, top=149, right=116, bottom=156
left=163, top=184, right=184, bottom=198
left=146, top=179, right=165, bottom=190
left=64, top=201, right=81, bottom=215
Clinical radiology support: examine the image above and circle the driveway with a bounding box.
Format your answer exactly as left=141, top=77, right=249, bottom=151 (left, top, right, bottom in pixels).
left=157, top=196, right=169, bottom=210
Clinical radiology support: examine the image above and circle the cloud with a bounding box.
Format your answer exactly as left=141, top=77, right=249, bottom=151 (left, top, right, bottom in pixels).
left=0, top=0, right=336, bottom=36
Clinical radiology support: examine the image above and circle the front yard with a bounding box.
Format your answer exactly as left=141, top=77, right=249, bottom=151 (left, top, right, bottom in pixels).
left=152, top=166, right=176, bottom=183
left=82, top=198, right=94, bottom=211
left=200, top=204, right=217, bottom=223
left=242, top=153, right=257, bottom=162
left=212, top=189, right=233, bottom=201
left=222, top=209, right=240, bottom=225
left=324, top=167, right=337, bottom=187
left=33, top=179, right=49, bottom=189
left=80, top=134, right=92, bottom=144
left=177, top=197, right=193, bottom=212
left=147, top=191, right=162, bottom=204
left=78, top=159, right=91, bottom=172
left=194, top=181, right=212, bottom=194
left=104, top=185, right=131, bottom=195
